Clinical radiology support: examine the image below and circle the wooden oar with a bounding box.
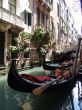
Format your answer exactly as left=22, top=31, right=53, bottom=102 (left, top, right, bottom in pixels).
left=32, top=76, right=61, bottom=96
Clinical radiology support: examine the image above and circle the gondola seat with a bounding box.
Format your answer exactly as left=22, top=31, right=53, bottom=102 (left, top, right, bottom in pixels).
left=20, top=74, right=51, bottom=83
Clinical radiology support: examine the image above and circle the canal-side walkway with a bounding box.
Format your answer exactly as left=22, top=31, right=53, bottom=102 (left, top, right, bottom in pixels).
left=0, top=64, right=46, bottom=76
left=0, top=60, right=31, bottom=75
left=0, top=67, right=8, bottom=75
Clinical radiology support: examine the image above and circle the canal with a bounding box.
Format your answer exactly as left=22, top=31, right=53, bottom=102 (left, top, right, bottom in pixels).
left=0, top=74, right=82, bottom=110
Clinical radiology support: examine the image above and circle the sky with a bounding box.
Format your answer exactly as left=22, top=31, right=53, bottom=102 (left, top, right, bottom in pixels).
left=65, top=0, right=82, bottom=34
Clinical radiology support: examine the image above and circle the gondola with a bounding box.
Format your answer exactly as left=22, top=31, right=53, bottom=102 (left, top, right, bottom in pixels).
left=7, top=38, right=81, bottom=95
left=43, top=49, right=76, bottom=70
left=43, top=63, right=73, bottom=70
left=7, top=59, right=77, bottom=94
left=76, top=65, right=82, bottom=80
left=53, top=49, right=76, bottom=63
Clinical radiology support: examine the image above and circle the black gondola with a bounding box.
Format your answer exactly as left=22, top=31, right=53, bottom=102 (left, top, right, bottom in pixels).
left=76, top=65, right=82, bottom=80
left=7, top=38, right=81, bottom=94
left=7, top=60, right=77, bottom=93
left=53, top=49, right=76, bottom=63
left=43, top=63, right=73, bottom=70
left=43, top=49, right=76, bottom=70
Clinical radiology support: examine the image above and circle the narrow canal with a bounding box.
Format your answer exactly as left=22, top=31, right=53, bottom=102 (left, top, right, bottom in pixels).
left=0, top=74, right=82, bottom=110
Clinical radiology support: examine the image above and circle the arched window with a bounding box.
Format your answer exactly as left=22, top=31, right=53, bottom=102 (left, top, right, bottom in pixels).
left=37, top=7, right=40, bottom=25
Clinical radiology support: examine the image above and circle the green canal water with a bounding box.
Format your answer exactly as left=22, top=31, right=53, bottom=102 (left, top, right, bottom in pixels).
left=0, top=67, right=82, bottom=110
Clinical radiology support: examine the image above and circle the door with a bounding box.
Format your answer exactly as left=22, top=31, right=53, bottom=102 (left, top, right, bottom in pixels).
left=0, top=32, right=4, bottom=65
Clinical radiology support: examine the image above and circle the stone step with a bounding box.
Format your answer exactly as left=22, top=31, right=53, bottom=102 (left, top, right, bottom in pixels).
left=0, top=66, right=6, bottom=70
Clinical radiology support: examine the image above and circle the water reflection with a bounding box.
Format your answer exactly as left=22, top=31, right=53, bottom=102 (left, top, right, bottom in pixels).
left=61, top=93, right=74, bottom=110
left=31, top=83, right=79, bottom=110
left=77, top=81, right=82, bottom=110
left=1, top=75, right=82, bottom=110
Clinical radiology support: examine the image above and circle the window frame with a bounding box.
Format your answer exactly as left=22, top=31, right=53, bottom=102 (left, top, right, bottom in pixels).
left=8, top=0, right=16, bottom=14
left=24, top=11, right=32, bottom=26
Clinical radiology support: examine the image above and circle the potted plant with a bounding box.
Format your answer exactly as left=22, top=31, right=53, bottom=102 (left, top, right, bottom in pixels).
left=30, top=26, right=50, bottom=48
left=9, top=45, right=19, bottom=59
left=39, top=46, right=48, bottom=65
left=30, top=26, right=50, bottom=64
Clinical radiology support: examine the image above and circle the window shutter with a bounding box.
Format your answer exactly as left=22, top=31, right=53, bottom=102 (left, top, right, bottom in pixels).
left=24, top=12, right=28, bottom=25
left=28, top=12, right=31, bottom=26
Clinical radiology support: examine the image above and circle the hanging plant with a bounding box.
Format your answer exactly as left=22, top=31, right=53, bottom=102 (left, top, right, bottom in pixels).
left=20, top=31, right=32, bottom=43
left=30, top=26, right=50, bottom=48
left=39, top=47, right=48, bottom=56
left=9, top=45, right=19, bottom=53
left=9, top=37, right=19, bottom=53
left=41, top=31, right=50, bottom=45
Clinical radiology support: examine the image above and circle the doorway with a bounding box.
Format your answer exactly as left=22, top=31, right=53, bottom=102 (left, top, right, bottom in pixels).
left=0, top=31, right=4, bottom=65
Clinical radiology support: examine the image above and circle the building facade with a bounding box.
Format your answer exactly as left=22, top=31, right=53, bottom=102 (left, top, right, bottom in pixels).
left=0, top=0, right=79, bottom=66
left=57, top=0, right=78, bottom=51
left=0, top=0, right=54, bottom=66
left=0, top=0, right=24, bottom=66
left=32, top=0, right=53, bottom=31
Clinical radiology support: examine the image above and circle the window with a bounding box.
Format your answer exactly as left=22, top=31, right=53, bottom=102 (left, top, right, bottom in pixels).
left=37, top=8, right=40, bottom=25
left=41, top=12, right=45, bottom=25
left=0, top=0, right=2, bottom=6
left=8, top=0, right=16, bottom=14
left=72, top=24, right=73, bottom=28
left=24, top=12, right=28, bottom=25
left=58, top=24, right=60, bottom=40
left=24, top=11, right=32, bottom=26
left=57, top=4, right=59, bottom=17
left=28, top=13, right=32, bottom=26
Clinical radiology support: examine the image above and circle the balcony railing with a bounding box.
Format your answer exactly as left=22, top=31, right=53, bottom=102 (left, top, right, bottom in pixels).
left=0, top=6, right=24, bottom=28
left=44, top=0, right=53, bottom=5
left=43, top=0, right=53, bottom=9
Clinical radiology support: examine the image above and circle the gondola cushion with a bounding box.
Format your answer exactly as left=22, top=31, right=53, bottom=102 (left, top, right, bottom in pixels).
left=20, top=74, right=51, bottom=83
left=63, top=70, right=71, bottom=79
left=54, top=68, right=62, bottom=77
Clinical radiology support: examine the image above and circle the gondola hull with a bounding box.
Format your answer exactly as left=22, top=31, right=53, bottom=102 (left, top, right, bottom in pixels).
left=7, top=60, right=77, bottom=93
left=76, top=65, right=82, bottom=81
left=43, top=63, right=73, bottom=70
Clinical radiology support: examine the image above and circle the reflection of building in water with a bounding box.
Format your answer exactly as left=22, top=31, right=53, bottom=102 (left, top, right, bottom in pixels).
left=78, top=81, right=82, bottom=110
left=61, top=93, right=74, bottom=110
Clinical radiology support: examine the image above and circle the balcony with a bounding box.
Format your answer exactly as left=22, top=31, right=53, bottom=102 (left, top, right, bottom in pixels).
left=44, top=0, right=53, bottom=6
left=37, top=0, right=53, bottom=10
left=0, top=6, right=24, bottom=28
left=43, top=0, right=53, bottom=9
